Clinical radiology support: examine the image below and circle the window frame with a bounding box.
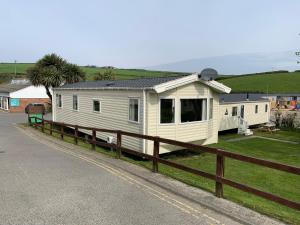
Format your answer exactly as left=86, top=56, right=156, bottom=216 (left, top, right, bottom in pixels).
left=128, top=97, right=140, bottom=123
left=159, top=97, right=176, bottom=125
left=72, top=95, right=79, bottom=111
left=179, top=97, right=208, bottom=124
left=92, top=99, right=101, bottom=113
left=56, top=94, right=62, bottom=108
left=232, top=106, right=238, bottom=116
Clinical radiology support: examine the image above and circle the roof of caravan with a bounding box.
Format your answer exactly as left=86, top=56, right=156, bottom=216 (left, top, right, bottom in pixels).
left=220, top=93, right=269, bottom=103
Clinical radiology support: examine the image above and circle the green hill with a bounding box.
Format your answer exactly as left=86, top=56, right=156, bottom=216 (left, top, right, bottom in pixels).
left=0, top=63, right=185, bottom=81
left=218, top=72, right=300, bottom=93
left=1, top=63, right=299, bottom=93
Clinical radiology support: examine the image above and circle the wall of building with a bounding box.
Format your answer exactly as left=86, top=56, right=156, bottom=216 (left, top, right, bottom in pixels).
left=146, top=82, right=220, bottom=154
left=53, top=89, right=144, bottom=152
left=9, top=98, right=49, bottom=113
left=219, top=101, right=270, bottom=131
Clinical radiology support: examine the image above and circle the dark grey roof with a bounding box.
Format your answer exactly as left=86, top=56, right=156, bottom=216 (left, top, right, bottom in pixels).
left=220, top=93, right=269, bottom=103
left=56, top=76, right=184, bottom=90
left=0, top=83, right=31, bottom=93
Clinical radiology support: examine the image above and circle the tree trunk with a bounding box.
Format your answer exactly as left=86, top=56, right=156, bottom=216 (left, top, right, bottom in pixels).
left=45, top=86, right=52, bottom=101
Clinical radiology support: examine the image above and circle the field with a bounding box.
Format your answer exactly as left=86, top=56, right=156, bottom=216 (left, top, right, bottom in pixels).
left=0, top=63, right=185, bottom=81
left=36, top=123, right=300, bottom=225
left=1, top=63, right=300, bottom=93
left=218, top=71, right=300, bottom=93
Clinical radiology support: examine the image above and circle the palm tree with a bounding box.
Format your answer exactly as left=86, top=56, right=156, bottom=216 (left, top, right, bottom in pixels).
left=27, top=53, right=86, bottom=100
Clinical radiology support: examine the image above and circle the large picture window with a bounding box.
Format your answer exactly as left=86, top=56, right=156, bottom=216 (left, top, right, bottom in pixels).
left=160, top=99, right=175, bottom=123
left=56, top=94, right=62, bottom=108
left=180, top=99, right=207, bottom=123
left=129, top=98, right=139, bottom=122
left=73, top=95, right=78, bottom=111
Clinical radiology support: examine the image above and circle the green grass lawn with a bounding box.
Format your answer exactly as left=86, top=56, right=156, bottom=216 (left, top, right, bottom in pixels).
left=218, top=71, right=300, bottom=93
left=32, top=123, right=300, bottom=224
left=254, top=128, right=300, bottom=143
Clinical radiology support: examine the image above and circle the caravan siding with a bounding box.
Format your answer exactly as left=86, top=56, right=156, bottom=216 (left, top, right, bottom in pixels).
left=53, top=89, right=144, bottom=152
left=219, top=101, right=270, bottom=131
left=146, top=82, right=219, bottom=154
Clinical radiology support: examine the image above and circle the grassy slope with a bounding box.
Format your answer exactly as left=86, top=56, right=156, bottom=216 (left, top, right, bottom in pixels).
left=218, top=72, right=300, bottom=93
left=38, top=124, right=300, bottom=225
left=0, top=63, right=185, bottom=80
left=1, top=63, right=300, bottom=93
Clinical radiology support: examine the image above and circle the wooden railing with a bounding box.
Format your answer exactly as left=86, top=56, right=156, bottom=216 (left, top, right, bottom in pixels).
left=29, top=117, right=300, bottom=211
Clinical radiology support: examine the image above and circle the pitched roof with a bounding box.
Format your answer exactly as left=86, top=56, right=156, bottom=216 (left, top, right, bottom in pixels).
left=54, top=74, right=231, bottom=94
left=0, top=83, right=31, bottom=93
left=220, top=93, right=269, bottom=103
left=55, top=76, right=183, bottom=90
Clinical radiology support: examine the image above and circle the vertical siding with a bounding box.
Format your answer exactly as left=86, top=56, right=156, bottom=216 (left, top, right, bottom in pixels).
left=146, top=82, right=219, bottom=154
left=53, top=89, right=144, bottom=152
left=219, top=101, right=270, bottom=131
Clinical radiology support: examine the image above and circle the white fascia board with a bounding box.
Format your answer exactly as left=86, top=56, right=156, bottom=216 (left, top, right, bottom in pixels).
left=153, top=74, right=198, bottom=93
left=199, top=80, right=231, bottom=94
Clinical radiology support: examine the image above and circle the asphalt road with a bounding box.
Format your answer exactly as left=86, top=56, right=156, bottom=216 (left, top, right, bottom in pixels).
left=0, top=112, right=280, bottom=225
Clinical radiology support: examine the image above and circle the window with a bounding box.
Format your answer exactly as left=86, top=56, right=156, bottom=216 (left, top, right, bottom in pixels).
left=232, top=106, right=238, bottom=116
left=224, top=109, right=228, bottom=115
left=209, top=98, right=213, bottom=119
left=56, top=94, right=62, bottom=108
left=265, top=104, right=268, bottom=112
left=73, top=95, right=78, bottom=111
left=180, top=99, right=207, bottom=123
left=129, top=98, right=139, bottom=122
left=255, top=105, right=258, bottom=114
left=160, top=99, right=175, bottom=123
left=93, top=100, right=101, bottom=112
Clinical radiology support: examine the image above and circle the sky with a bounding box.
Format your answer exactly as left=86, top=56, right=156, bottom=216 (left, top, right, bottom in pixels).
left=0, top=0, right=299, bottom=68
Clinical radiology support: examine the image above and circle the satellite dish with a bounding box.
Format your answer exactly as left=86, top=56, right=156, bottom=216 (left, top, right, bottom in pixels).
left=199, top=68, right=218, bottom=81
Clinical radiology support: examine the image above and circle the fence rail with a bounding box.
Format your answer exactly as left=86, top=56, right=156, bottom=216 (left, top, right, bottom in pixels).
left=29, top=117, right=300, bottom=211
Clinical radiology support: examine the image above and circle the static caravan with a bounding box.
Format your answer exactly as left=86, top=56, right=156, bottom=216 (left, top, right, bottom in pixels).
left=53, top=73, right=231, bottom=154
left=0, top=79, right=49, bottom=113
left=219, top=93, right=270, bottom=135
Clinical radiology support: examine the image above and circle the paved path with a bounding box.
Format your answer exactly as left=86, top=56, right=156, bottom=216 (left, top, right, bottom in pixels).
left=0, top=113, right=285, bottom=225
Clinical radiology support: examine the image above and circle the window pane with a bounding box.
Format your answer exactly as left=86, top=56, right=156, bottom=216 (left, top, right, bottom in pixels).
left=232, top=107, right=237, bottom=116
left=129, top=99, right=139, bottom=122
left=93, top=100, right=100, bottom=112
left=73, top=95, right=78, bottom=110
left=255, top=105, right=258, bottom=113
left=265, top=104, right=268, bottom=112
left=181, top=99, right=206, bottom=122
left=209, top=98, right=213, bottom=119
left=57, top=94, right=62, bottom=108
left=160, top=99, right=175, bottom=123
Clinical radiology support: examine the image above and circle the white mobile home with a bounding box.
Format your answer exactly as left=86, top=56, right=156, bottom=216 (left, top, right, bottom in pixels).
left=219, top=93, right=270, bottom=134
left=53, top=74, right=231, bottom=154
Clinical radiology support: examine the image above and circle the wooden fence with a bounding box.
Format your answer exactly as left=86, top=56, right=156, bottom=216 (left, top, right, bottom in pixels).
left=29, top=117, right=300, bottom=211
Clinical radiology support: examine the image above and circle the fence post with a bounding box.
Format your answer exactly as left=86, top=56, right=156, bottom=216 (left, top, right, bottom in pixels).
left=49, top=122, right=52, bottom=135
left=92, top=129, right=96, bottom=150
left=215, top=152, right=225, bottom=198
left=60, top=124, right=64, bottom=140
left=41, top=119, right=45, bottom=133
left=74, top=125, right=78, bottom=145
left=152, top=137, right=160, bottom=173
left=116, top=131, right=122, bottom=159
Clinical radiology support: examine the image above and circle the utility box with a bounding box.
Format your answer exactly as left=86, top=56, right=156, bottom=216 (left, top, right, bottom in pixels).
left=25, top=103, right=46, bottom=124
